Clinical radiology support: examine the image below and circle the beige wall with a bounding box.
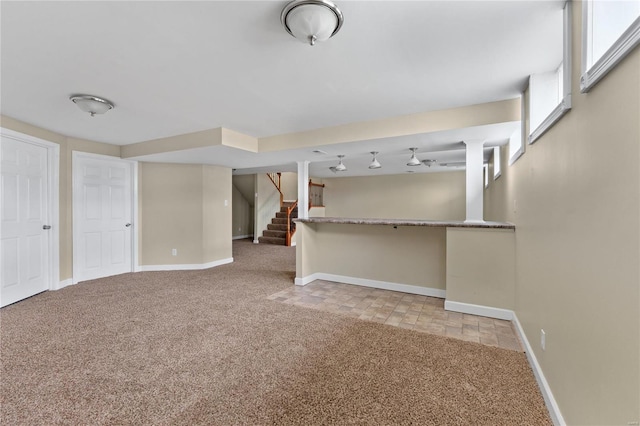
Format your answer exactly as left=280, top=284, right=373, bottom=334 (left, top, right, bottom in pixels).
left=279, top=172, right=298, bottom=201
left=140, top=163, right=231, bottom=266
left=484, top=2, right=639, bottom=423
left=233, top=174, right=255, bottom=206
left=202, top=165, right=232, bottom=261
left=140, top=163, right=204, bottom=264
left=309, top=206, right=325, bottom=217
left=324, top=171, right=465, bottom=220
left=232, top=184, right=253, bottom=237
left=0, top=116, right=120, bottom=280
left=297, top=222, right=446, bottom=290
left=445, top=228, right=515, bottom=310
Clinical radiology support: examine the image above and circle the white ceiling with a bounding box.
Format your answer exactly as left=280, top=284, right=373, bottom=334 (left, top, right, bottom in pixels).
left=1, top=0, right=563, bottom=177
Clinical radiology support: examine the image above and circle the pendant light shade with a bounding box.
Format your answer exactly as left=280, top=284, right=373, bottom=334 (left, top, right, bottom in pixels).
left=407, top=147, right=421, bottom=166
left=70, top=94, right=114, bottom=117
left=334, top=154, right=347, bottom=171
left=369, top=151, right=381, bottom=169
left=281, top=0, right=344, bottom=46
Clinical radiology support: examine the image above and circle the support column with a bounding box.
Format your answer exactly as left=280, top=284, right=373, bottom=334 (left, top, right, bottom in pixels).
left=463, top=140, right=485, bottom=223
left=297, top=161, right=310, bottom=219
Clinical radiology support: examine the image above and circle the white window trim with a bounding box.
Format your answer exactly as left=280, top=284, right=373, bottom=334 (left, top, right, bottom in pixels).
left=581, top=4, right=640, bottom=93
left=529, top=0, right=572, bottom=145
left=483, top=164, right=489, bottom=189
left=493, top=146, right=502, bottom=180
left=509, top=95, right=525, bottom=166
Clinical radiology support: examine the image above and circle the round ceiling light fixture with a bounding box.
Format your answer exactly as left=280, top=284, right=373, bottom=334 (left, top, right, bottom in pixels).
left=281, top=0, right=344, bottom=46
left=70, top=94, right=114, bottom=117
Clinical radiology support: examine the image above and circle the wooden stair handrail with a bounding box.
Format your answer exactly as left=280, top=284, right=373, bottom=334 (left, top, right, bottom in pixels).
left=285, top=199, right=298, bottom=247
left=267, top=172, right=284, bottom=207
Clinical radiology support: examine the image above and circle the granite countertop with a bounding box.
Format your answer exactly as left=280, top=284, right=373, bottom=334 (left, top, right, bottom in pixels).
left=294, top=217, right=515, bottom=229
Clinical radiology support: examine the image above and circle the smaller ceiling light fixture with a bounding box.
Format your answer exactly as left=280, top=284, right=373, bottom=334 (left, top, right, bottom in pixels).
left=281, top=0, right=344, bottom=46
left=333, top=154, right=347, bottom=171
left=369, top=151, right=382, bottom=169
left=407, top=148, right=422, bottom=166
left=422, top=159, right=438, bottom=167
left=70, top=94, right=114, bottom=117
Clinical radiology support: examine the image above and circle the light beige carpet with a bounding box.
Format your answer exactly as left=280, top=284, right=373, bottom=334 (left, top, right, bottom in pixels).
left=0, top=239, right=551, bottom=425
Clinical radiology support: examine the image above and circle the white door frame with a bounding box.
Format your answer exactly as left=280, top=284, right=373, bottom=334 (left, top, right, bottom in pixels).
left=0, top=127, right=60, bottom=290
left=72, top=151, right=139, bottom=284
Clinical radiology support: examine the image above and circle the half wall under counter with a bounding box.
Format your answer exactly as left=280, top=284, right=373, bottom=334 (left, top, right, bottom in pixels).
left=294, top=217, right=516, bottom=320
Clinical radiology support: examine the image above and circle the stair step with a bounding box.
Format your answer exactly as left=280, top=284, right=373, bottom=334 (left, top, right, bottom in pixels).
left=263, top=230, right=286, bottom=238
left=280, top=206, right=298, bottom=213
left=272, top=218, right=288, bottom=224
left=275, top=212, right=298, bottom=219
left=267, top=224, right=288, bottom=231
left=258, top=236, right=286, bottom=245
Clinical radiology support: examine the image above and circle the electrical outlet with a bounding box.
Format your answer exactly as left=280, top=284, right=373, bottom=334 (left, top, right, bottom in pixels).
left=172, top=248, right=177, bottom=256
left=224, top=199, right=228, bottom=207
left=541, top=329, right=546, bottom=351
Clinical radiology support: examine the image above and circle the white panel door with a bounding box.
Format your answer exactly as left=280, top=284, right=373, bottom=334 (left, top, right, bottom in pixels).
left=73, top=154, right=133, bottom=283
left=1, top=137, right=50, bottom=307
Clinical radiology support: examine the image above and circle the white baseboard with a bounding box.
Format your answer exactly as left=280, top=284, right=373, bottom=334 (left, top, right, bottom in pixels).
left=295, top=272, right=446, bottom=298
left=291, top=242, right=296, bottom=247
left=444, top=300, right=514, bottom=321
left=253, top=239, right=259, bottom=244
left=53, top=278, right=73, bottom=291
left=140, top=257, right=233, bottom=272
left=513, top=314, right=565, bottom=426
left=233, top=234, right=253, bottom=240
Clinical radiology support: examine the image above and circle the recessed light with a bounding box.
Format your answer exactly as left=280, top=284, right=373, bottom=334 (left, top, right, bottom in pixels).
left=312, top=149, right=328, bottom=155
left=406, top=170, right=415, bottom=173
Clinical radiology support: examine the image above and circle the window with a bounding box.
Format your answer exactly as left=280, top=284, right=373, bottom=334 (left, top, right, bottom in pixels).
left=493, top=147, right=501, bottom=180
left=529, top=1, right=572, bottom=144
left=581, top=0, right=640, bottom=92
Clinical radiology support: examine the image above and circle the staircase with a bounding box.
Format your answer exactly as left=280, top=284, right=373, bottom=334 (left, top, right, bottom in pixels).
left=258, top=202, right=298, bottom=245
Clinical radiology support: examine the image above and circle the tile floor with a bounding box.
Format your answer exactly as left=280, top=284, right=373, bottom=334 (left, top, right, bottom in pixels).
left=268, top=280, right=523, bottom=352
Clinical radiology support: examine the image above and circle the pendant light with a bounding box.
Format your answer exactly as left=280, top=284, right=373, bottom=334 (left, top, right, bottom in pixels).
left=407, top=147, right=421, bottom=166
left=334, top=154, right=347, bottom=171
left=369, top=151, right=381, bottom=169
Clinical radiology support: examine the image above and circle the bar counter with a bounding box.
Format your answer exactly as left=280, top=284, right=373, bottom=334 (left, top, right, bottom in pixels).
left=293, top=217, right=517, bottom=320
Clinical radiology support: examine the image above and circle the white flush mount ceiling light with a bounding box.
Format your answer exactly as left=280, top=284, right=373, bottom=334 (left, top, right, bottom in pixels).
left=369, top=151, right=381, bottom=169
left=281, top=0, right=344, bottom=46
left=407, top=148, right=422, bottom=166
left=422, top=159, right=438, bottom=167
left=70, top=94, right=114, bottom=117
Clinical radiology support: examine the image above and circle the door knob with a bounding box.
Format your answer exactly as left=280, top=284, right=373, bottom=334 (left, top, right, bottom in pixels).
left=42, top=225, right=52, bottom=230
left=125, top=223, right=131, bottom=227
